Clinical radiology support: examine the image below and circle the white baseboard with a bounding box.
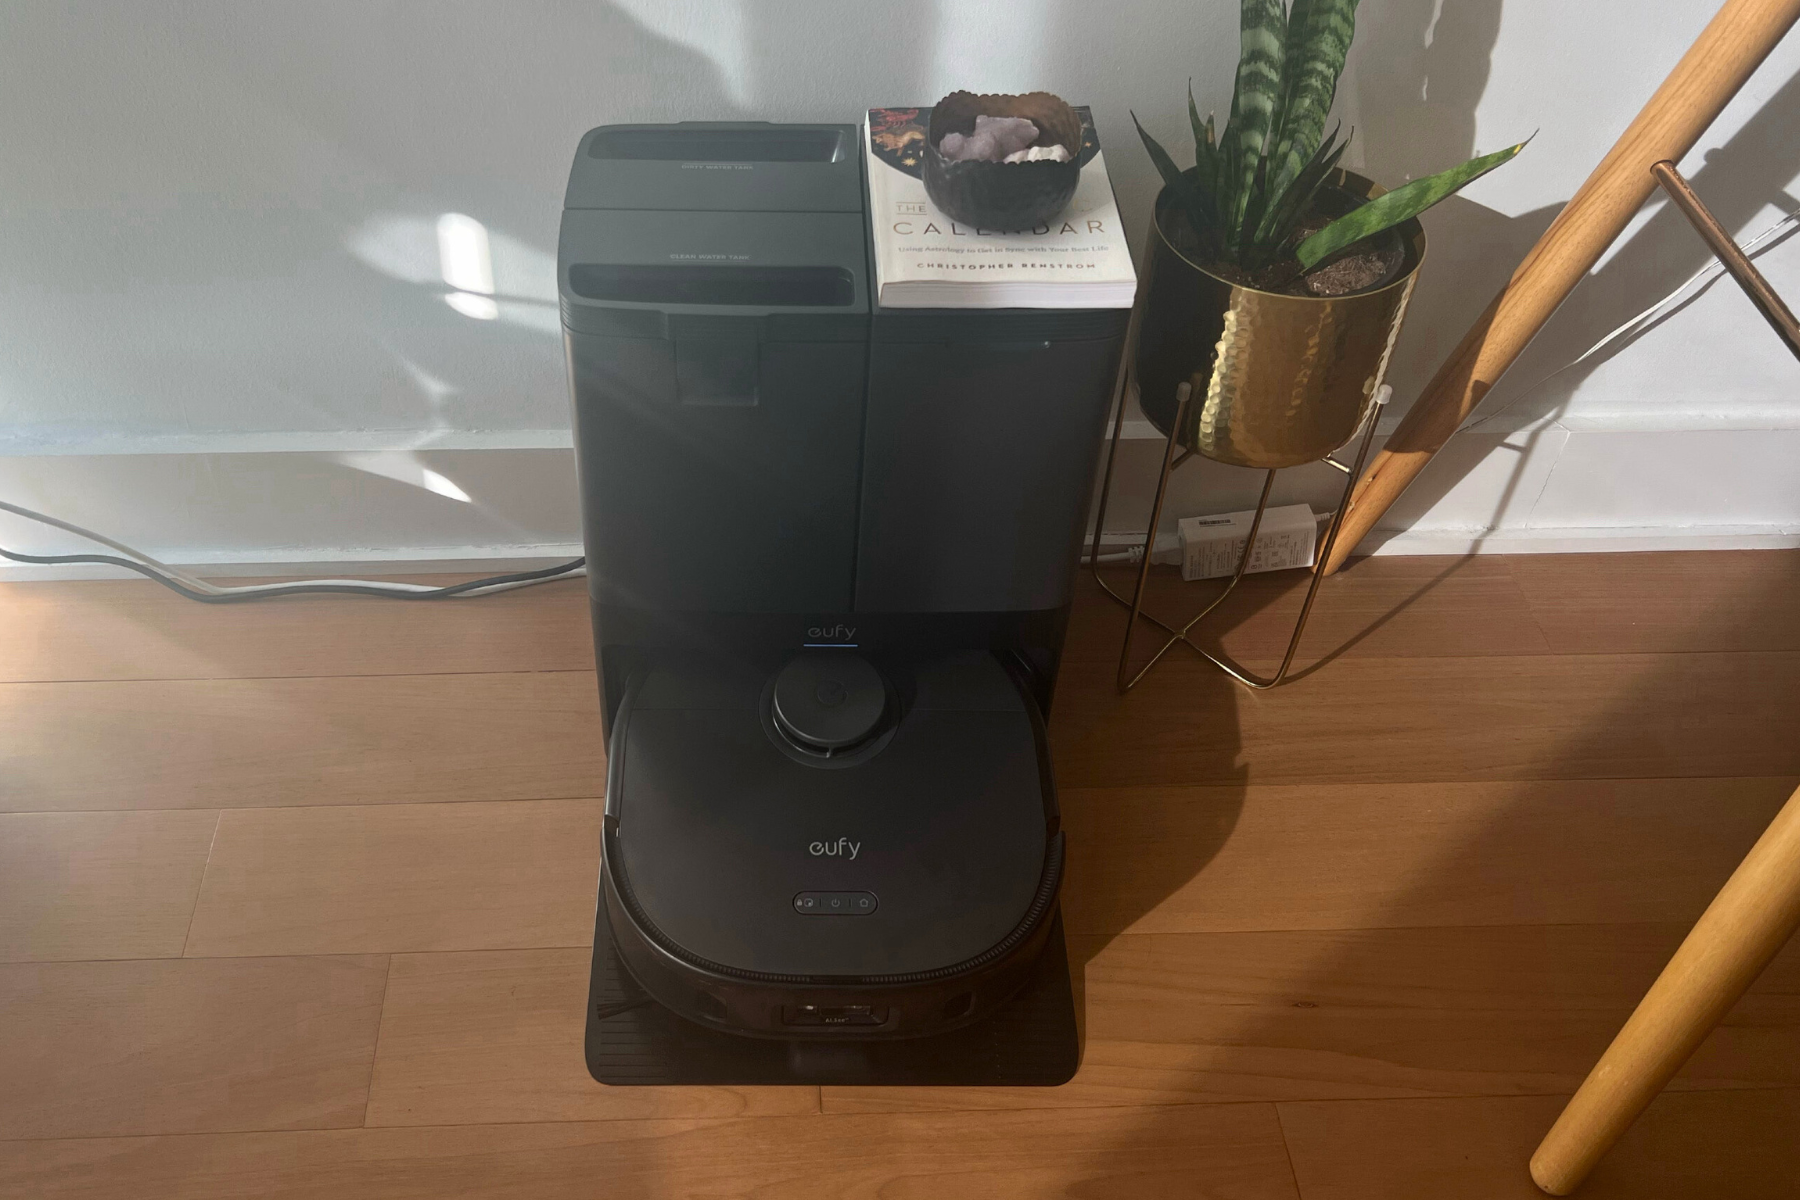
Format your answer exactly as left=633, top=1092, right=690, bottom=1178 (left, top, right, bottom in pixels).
left=9, top=525, right=1799, bottom=585
left=1362, top=524, right=1800, bottom=557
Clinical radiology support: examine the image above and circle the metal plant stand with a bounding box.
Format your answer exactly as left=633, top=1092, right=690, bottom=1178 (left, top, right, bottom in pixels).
left=1104, top=168, right=1423, bottom=694
left=1086, top=375, right=1392, bottom=692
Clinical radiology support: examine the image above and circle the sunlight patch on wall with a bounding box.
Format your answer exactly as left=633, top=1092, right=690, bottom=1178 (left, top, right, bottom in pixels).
left=445, top=290, right=499, bottom=320
left=346, top=212, right=559, bottom=333
left=438, top=212, right=497, bottom=320
left=437, top=213, right=494, bottom=295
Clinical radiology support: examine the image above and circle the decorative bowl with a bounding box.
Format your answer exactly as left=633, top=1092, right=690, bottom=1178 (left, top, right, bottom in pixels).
left=923, top=91, right=1083, bottom=230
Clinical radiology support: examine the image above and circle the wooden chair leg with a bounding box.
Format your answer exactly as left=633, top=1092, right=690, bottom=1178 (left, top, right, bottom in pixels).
left=1530, top=783, right=1800, bottom=1194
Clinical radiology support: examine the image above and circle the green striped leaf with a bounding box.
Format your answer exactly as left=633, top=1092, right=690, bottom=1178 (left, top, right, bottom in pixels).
left=1215, top=103, right=1241, bottom=238
left=1296, top=139, right=1529, bottom=269
left=1237, top=154, right=1276, bottom=261
left=1225, top=0, right=1288, bottom=239
left=1133, top=111, right=1217, bottom=249
left=1254, top=122, right=1346, bottom=246
left=1267, top=0, right=1358, bottom=204
left=1188, top=83, right=1218, bottom=191
left=1133, top=110, right=1190, bottom=195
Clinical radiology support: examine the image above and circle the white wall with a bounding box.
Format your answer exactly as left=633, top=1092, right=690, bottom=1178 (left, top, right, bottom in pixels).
left=1, top=0, right=1797, bottom=570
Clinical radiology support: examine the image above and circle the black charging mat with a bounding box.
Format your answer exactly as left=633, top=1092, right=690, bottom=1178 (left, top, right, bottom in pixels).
left=585, top=909, right=1080, bottom=1087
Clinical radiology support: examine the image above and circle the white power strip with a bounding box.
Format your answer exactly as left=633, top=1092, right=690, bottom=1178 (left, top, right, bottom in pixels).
left=1178, top=504, right=1317, bottom=580
left=1087, top=510, right=1338, bottom=569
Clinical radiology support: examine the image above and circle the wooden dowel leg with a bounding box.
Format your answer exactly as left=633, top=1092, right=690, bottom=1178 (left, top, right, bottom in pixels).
left=1530, top=783, right=1800, bottom=1194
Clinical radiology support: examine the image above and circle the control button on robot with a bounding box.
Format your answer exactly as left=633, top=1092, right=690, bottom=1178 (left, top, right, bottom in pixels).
left=794, top=891, right=878, bottom=915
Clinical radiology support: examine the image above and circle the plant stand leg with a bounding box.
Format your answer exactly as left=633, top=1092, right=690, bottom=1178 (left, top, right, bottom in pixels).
left=1089, top=372, right=1190, bottom=642
left=1194, top=388, right=1386, bottom=689
left=1115, top=383, right=1196, bottom=691
left=1529, top=783, right=1800, bottom=1195
left=1101, top=384, right=1388, bottom=692
left=1085, top=365, right=1133, bottom=595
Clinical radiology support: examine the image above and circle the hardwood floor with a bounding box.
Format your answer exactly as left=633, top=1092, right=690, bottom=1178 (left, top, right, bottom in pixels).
left=1, top=671, right=606, bottom=812
left=2, top=549, right=1797, bottom=1197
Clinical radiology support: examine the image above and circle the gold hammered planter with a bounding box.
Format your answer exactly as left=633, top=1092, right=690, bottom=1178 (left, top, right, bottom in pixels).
left=1132, top=170, right=1426, bottom=469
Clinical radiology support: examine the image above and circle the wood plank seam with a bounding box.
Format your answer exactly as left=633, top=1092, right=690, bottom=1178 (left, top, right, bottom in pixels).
left=177, top=813, right=223, bottom=959
left=1502, top=557, right=1558, bottom=654
left=361, top=958, right=398, bottom=1129
left=0, top=1088, right=1733, bottom=1145
left=1271, top=1102, right=1307, bottom=1198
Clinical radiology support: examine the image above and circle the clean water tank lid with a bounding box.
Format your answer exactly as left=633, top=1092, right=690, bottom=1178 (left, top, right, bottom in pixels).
left=565, top=122, right=863, bottom=213
left=557, top=206, right=870, bottom=328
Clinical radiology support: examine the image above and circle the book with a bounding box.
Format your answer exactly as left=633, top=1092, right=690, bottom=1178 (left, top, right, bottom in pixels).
left=864, top=106, right=1137, bottom=309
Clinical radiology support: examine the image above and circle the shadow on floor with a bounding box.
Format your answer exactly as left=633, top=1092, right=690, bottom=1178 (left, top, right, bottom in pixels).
left=1066, top=546, right=1800, bottom=1196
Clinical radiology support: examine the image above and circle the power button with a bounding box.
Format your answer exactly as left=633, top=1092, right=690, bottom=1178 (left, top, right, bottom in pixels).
left=794, top=891, right=878, bottom=916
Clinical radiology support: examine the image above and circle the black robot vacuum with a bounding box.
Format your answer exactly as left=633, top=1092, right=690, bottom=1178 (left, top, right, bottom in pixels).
left=603, top=648, right=1061, bottom=1041
left=560, top=121, right=1129, bottom=1085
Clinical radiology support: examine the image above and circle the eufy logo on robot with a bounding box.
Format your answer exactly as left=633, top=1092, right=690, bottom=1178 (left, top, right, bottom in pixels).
left=808, top=837, right=861, bottom=860
left=806, top=623, right=856, bottom=643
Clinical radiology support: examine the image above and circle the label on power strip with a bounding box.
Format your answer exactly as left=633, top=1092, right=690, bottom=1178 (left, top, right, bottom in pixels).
left=1178, top=504, right=1316, bottom=581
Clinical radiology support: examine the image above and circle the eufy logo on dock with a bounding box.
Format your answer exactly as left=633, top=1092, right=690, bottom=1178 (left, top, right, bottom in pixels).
left=809, top=837, right=861, bottom=860
left=805, top=623, right=856, bottom=644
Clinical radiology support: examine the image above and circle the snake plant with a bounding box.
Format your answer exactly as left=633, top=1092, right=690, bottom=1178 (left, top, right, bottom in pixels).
left=1135, top=0, right=1526, bottom=278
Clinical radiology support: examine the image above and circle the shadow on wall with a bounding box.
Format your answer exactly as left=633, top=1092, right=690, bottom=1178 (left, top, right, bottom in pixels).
left=312, top=0, right=750, bottom=410
left=157, top=2, right=751, bottom=514
left=1476, top=59, right=1800, bottom=429
left=1349, top=0, right=1558, bottom=431
left=1355, top=0, right=1504, bottom=185
left=1355, top=32, right=1800, bottom=542
left=1, top=2, right=751, bottom=451
left=165, top=0, right=753, bottom=240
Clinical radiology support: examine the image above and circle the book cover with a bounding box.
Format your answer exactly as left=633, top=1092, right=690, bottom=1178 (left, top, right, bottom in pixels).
left=865, top=106, right=1137, bottom=309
